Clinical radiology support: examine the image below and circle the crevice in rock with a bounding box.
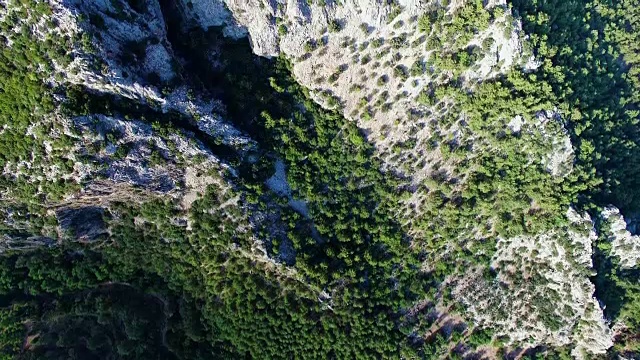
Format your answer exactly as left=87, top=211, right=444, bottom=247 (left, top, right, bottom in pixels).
left=64, top=85, right=244, bottom=166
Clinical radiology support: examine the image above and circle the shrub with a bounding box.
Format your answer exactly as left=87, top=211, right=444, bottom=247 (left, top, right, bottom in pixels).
left=390, top=34, right=407, bottom=49
left=349, top=84, right=364, bottom=93
left=482, top=36, right=495, bottom=50
left=410, top=59, right=426, bottom=76
left=278, top=24, right=288, bottom=36
left=387, top=5, right=402, bottom=24
left=416, top=89, right=435, bottom=106
left=393, top=65, right=408, bottom=81
left=328, top=19, right=342, bottom=32
left=359, top=23, right=370, bottom=34
left=304, top=39, right=318, bottom=52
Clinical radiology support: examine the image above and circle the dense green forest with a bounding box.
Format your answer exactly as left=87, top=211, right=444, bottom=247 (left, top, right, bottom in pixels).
left=1, top=0, right=640, bottom=358
left=510, top=0, right=640, bottom=354
left=0, top=2, right=439, bottom=357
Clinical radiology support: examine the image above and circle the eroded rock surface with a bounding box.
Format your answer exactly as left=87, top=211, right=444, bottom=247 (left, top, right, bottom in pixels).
left=602, top=207, right=640, bottom=269
left=454, top=208, right=613, bottom=358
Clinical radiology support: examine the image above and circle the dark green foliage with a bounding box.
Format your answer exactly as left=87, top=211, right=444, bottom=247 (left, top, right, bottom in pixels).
left=0, top=246, right=236, bottom=360
left=3, top=0, right=640, bottom=358
left=410, top=59, right=426, bottom=76
left=508, top=0, right=640, bottom=354
left=592, top=221, right=640, bottom=355
left=328, top=19, right=342, bottom=32
left=512, top=0, right=640, bottom=213
left=303, top=39, right=317, bottom=52
left=371, top=37, right=384, bottom=48
left=0, top=0, right=79, bottom=234
left=389, top=33, right=407, bottom=49
left=0, top=4, right=67, bottom=164
left=277, top=23, right=287, bottom=36
left=359, top=22, right=370, bottom=34
left=393, top=65, right=409, bottom=80
left=0, top=13, right=439, bottom=359
left=0, top=303, right=26, bottom=359
left=467, top=327, right=493, bottom=348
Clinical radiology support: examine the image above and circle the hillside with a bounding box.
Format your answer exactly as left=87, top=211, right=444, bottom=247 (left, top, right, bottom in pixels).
left=1, top=0, right=640, bottom=359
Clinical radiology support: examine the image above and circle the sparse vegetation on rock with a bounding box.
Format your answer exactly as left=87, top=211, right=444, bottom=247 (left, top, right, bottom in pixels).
left=1, top=0, right=640, bottom=359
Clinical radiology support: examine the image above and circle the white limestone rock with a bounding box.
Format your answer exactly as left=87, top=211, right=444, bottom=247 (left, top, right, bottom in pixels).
left=602, top=206, right=640, bottom=269
left=454, top=207, right=613, bottom=358
left=73, top=114, right=229, bottom=196
left=506, top=110, right=575, bottom=178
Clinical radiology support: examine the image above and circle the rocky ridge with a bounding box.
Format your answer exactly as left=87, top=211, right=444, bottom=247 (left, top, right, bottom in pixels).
left=602, top=207, right=640, bottom=269
left=45, top=0, right=314, bottom=280
left=1, top=0, right=632, bottom=357
left=184, top=0, right=613, bottom=356
left=454, top=208, right=613, bottom=358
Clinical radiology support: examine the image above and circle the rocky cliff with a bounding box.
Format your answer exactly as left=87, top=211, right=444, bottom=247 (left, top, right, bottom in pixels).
left=1, top=0, right=638, bottom=358
left=185, top=0, right=609, bottom=355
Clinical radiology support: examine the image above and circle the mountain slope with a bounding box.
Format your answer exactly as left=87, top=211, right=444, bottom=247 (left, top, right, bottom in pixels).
left=1, top=0, right=640, bottom=359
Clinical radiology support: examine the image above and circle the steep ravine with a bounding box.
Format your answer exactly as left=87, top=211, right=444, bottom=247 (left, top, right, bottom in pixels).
left=3, top=0, right=640, bottom=358
left=75, top=0, right=624, bottom=356
left=155, top=0, right=285, bottom=144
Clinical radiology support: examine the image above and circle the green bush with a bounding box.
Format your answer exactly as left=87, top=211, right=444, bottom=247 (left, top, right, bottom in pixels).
left=328, top=19, right=342, bottom=32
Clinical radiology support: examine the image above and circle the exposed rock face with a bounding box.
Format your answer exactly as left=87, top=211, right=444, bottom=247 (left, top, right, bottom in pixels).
left=536, top=110, right=575, bottom=177
left=53, top=0, right=257, bottom=154
left=507, top=110, right=575, bottom=177
left=224, top=0, right=426, bottom=57
left=13, top=0, right=625, bottom=357
left=454, top=208, right=613, bottom=358
left=73, top=114, right=224, bottom=194
left=43, top=0, right=258, bottom=201
left=265, top=160, right=310, bottom=218
left=56, top=206, right=108, bottom=241
left=0, top=0, right=245, bottom=247
left=0, top=235, right=56, bottom=254
left=61, top=0, right=176, bottom=83
left=602, top=207, right=640, bottom=269
left=161, top=87, right=255, bottom=150
left=178, top=0, right=537, bottom=186
left=176, top=0, right=247, bottom=38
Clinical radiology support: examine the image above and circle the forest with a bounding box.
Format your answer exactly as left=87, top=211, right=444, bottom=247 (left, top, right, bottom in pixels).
left=0, top=0, right=640, bottom=358
left=511, top=0, right=640, bottom=352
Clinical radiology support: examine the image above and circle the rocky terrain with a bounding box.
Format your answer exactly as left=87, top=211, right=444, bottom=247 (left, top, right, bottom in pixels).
left=602, top=207, right=640, bottom=269
left=208, top=0, right=537, bottom=182
left=455, top=208, right=612, bottom=357
left=187, top=0, right=606, bottom=354
left=1, top=0, right=640, bottom=358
